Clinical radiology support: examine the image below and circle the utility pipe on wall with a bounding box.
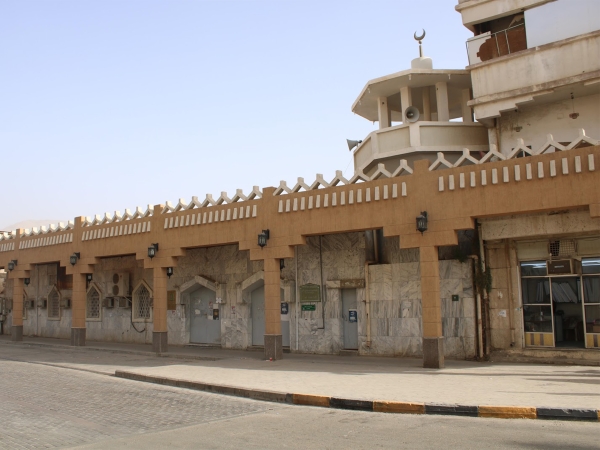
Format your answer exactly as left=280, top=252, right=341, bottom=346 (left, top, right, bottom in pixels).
left=295, top=246, right=299, bottom=351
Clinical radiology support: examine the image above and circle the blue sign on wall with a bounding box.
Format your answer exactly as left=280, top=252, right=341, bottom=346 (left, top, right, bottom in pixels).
left=349, top=309, right=357, bottom=323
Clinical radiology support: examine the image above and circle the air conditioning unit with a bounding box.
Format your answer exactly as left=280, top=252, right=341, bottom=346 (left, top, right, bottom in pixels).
left=118, top=297, right=131, bottom=308
left=26, top=300, right=35, bottom=309
left=104, top=298, right=115, bottom=308
left=61, top=299, right=71, bottom=309
left=547, top=259, right=581, bottom=275
left=110, top=273, right=130, bottom=297
left=37, top=299, right=47, bottom=308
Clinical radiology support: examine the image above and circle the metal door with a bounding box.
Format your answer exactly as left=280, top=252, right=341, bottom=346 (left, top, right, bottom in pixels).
left=190, top=287, right=220, bottom=344
left=281, top=289, right=290, bottom=347
left=251, top=286, right=265, bottom=346
left=342, top=288, right=358, bottom=349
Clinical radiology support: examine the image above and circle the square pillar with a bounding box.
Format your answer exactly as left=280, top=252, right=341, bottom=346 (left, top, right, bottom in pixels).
left=435, top=82, right=449, bottom=122
left=420, top=246, right=444, bottom=368
left=400, top=86, right=413, bottom=122
left=377, top=96, right=391, bottom=129
left=264, top=258, right=282, bottom=360
left=153, top=266, right=168, bottom=353
left=71, top=273, right=87, bottom=346
left=11, top=278, right=24, bottom=342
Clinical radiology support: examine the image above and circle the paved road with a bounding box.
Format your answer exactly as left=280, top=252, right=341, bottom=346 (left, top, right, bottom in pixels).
left=0, top=354, right=598, bottom=449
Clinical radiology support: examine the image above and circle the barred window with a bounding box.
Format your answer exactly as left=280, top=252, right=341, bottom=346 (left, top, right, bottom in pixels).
left=86, top=285, right=101, bottom=320
left=133, top=282, right=152, bottom=322
left=47, top=286, right=60, bottom=319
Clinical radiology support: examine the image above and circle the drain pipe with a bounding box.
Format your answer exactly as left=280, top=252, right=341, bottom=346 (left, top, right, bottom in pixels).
left=477, top=221, right=488, bottom=357
left=364, top=231, right=378, bottom=348
left=469, top=255, right=484, bottom=360
left=505, top=240, right=516, bottom=347
left=295, top=245, right=299, bottom=351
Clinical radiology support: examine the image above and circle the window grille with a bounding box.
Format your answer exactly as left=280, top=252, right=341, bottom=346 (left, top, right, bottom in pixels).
left=549, top=239, right=576, bottom=258
left=133, top=283, right=151, bottom=321
left=47, top=287, right=60, bottom=319
left=86, top=286, right=101, bottom=319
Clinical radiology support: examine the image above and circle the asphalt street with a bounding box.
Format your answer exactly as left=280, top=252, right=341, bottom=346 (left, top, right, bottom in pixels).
left=0, top=353, right=598, bottom=449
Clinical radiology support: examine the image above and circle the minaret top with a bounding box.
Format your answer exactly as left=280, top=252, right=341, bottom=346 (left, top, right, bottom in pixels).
left=411, top=29, right=433, bottom=69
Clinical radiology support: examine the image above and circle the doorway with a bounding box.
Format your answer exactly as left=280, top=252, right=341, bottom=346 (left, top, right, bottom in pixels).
left=342, top=288, right=358, bottom=349
left=190, top=286, right=220, bottom=345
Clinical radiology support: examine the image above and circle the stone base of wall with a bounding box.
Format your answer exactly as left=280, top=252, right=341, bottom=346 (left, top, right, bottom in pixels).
left=423, top=337, right=445, bottom=368
left=11, top=325, right=22, bottom=342
left=71, top=327, right=86, bottom=346
left=153, top=331, right=168, bottom=353
left=264, top=334, right=283, bottom=360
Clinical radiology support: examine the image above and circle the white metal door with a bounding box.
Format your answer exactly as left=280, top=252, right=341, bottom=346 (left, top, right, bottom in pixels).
left=190, top=287, right=220, bottom=344
left=342, top=288, right=358, bottom=349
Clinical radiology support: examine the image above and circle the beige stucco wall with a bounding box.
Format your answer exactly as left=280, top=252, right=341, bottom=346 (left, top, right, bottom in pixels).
left=497, top=94, right=600, bottom=155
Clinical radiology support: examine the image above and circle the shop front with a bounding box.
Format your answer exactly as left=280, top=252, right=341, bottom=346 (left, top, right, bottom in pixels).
left=520, top=257, right=600, bottom=349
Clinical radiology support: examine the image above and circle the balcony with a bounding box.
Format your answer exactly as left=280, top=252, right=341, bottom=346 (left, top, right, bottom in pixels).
left=466, top=23, right=527, bottom=65
left=468, top=30, right=600, bottom=121
left=353, top=121, right=488, bottom=176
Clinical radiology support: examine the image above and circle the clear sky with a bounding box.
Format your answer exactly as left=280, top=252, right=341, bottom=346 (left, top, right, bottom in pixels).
left=0, top=0, right=471, bottom=230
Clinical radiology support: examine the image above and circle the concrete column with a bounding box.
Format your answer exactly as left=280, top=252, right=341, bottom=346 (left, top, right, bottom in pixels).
left=420, top=246, right=444, bottom=368
left=152, top=266, right=168, bottom=353
left=71, top=273, right=87, bottom=346
left=461, top=88, right=473, bottom=123
left=435, top=82, right=450, bottom=122
left=11, top=277, right=23, bottom=341
left=377, top=96, right=390, bottom=129
left=264, top=258, right=282, bottom=360
left=422, top=87, right=431, bottom=121
left=400, top=86, right=412, bottom=122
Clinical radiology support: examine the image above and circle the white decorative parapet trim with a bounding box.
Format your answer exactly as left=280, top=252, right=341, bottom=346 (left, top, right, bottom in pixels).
left=0, top=241, right=15, bottom=252
left=163, top=204, right=258, bottom=229
left=161, top=187, right=262, bottom=213
left=437, top=151, right=596, bottom=192
left=277, top=181, right=407, bottom=214
left=82, top=221, right=151, bottom=241
left=19, top=233, right=74, bottom=250
left=274, top=129, right=598, bottom=196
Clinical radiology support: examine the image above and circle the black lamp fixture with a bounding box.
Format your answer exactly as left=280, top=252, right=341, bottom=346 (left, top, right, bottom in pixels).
left=148, top=243, right=159, bottom=259
left=166, top=267, right=174, bottom=278
left=86, top=273, right=93, bottom=282
left=70, top=252, right=80, bottom=266
left=416, top=211, right=428, bottom=235
left=258, top=229, right=270, bottom=248
left=7, top=260, right=17, bottom=271
left=280, top=259, right=285, bottom=271
left=24, top=278, right=30, bottom=286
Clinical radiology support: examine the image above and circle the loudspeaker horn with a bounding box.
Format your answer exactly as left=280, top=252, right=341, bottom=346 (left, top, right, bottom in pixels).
left=404, top=106, right=420, bottom=123
left=347, top=139, right=363, bottom=151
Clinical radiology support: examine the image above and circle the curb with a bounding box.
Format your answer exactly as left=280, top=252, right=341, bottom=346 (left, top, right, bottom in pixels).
left=114, top=371, right=600, bottom=423
left=0, top=340, right=221, bottom=362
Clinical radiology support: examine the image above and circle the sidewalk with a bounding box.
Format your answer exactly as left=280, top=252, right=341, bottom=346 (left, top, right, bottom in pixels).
left=1, top=336, right=598, bottom=421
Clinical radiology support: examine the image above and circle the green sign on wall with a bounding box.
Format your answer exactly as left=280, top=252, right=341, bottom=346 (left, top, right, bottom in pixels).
left=299, top=283, right=321, bottom=302
left=301, top=304, right=316, bottom=311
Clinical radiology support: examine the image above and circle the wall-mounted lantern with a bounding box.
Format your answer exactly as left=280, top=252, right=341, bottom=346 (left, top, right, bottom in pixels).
left=166, top=267, right=174, bottom=279
left=148, top=243, right=159, bottom=259
left=416, top=211, right=428, bottom=235
left=24, top=278, right=30, bottom=286
left=258, top=229, right=270, bottom=248
left=70, top=252, right=80, bottom=266
left=86, top=274, right=93, bottom=282
left=7, top=260, right=17, bottom=271
left=280, top=259, right=285, bottom=271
